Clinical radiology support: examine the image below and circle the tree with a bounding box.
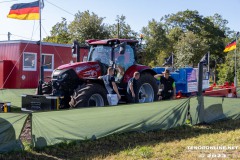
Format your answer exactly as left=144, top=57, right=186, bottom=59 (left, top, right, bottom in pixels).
left=207, top=13, right=232, bottom=37
left=174, top=31, right=208, bottom=67
left=141, top=19, right=169, bottom=67
left=162, top=10, right=226, bottom=63
left=217, top=53, right=235, bottom=84
left=43, top=17, right=71, bottom=44
left=109, top=15, right=137, bottom=39
left=68, top=10, right=110, bottom=43
left=166, top=27, right=184, bottom=56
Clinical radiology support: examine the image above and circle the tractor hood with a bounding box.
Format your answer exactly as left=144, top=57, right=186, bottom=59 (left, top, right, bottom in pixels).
left=56, top=61, right=101, bottom=79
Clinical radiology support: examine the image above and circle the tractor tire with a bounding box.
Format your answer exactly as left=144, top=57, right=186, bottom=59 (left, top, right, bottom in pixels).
left=127, top=73, right=158, bottom=103
left=69, top=83, right=108, bottom=108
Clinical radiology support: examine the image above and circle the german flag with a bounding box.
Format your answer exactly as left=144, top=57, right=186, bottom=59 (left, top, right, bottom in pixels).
left=224, top=40, right=236, bottom=52
left=7, top=1, right=40, bottom=20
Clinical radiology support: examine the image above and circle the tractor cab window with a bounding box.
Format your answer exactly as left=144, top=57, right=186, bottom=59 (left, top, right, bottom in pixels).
left=88, top=45, right=112, bottom=66
left=114, top=45, right=135, bottom=71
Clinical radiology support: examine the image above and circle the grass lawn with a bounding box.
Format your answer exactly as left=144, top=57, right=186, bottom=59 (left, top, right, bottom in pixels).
left=0, top=89, right=35, bottom=111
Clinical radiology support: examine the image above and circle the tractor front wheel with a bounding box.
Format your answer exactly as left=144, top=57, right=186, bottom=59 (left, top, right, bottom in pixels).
left=69, top=83, right=108, bottom=108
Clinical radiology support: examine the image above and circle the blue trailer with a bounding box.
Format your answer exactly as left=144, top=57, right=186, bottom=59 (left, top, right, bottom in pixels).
left=152, top=67, right=209, bottom=97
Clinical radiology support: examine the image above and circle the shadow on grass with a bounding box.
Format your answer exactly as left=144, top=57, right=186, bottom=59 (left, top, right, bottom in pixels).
left=1, top=118, right=240, bottom=160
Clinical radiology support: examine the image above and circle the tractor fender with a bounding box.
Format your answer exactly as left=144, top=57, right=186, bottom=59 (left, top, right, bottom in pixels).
left=84, top=78, right=105, bottom=86
left=123, top=67, right=158, bottom=103
left=139, top=68, right=157, bottom=76
left=122, top=65, right=157, bottom=83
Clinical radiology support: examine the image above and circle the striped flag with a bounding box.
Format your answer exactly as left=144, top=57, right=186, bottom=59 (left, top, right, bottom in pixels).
left=223, top=40, right=236, bottom=52
left=7, top=1, right=40, bottom=20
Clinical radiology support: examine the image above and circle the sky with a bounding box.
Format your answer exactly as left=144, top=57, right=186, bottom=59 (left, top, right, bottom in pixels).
left=0, top=0, right=240, bottom=41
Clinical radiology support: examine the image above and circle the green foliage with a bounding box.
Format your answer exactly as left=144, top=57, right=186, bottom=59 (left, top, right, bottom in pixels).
left=42, top=9, right=237, bottom=83
left=109, top=15, right=138, bottom=39
left=44, top=12, right=138, bottom=44
left=207, top=13, right=233, bottom=37
left=43, top=17, right=71, bottom=44
left=174, top=31, right=208, bottom=67
left=217, top=53, right=235, bottom=84
left=68, top=10, right=110, bottom=43
left=141, top=19, right=169, bottom=66
left=141, top=10, right=228, bottom=69
left=167, top=27, right=184, bottom=45
left=162, top=10, right=228, bottom=65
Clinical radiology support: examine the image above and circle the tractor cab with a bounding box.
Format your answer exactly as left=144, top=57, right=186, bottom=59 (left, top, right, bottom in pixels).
left=87, top=39, right=138, bottom=77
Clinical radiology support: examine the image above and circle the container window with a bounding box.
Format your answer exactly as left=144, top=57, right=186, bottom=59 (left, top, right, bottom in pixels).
left=23, top=52, right=37, bottom=71
left=42, top=54, right=54, bottom=71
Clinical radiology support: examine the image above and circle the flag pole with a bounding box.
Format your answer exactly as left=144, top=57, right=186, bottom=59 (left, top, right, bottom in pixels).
left=40, top=0, right=42, bottom=79
left=37, top=0, right=43, bottom=95
left=207, top=51, right=210, bottom=72
left=234, top=32, right=239, bottom=87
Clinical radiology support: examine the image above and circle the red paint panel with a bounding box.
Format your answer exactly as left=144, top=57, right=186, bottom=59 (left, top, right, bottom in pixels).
left=204, top=87, right=236, bottom=97
left=80, top=48, right=89, bottom=61
left=0, top=41, right=87, bottom=88
left=123, top=64, right=151, bottom=83
left=8, top=7, right=39, bottom=15
left=0, top=60, right=15, bottom=88
left=0, top=43, right=21, bottom=88
left=0, top=62, right=3, bottom=87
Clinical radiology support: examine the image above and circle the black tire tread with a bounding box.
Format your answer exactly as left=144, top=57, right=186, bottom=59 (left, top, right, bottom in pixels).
left=69, top=83, right=108, bottom=108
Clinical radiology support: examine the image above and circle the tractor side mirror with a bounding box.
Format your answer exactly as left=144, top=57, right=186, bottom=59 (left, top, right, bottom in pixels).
left=119, top=42, right=126, bottom=54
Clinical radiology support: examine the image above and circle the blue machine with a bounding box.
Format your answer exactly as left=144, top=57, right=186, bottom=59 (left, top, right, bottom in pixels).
left=152, top=67, right=202, bottom=96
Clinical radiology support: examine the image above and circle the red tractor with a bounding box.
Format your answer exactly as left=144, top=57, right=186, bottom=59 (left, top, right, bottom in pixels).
left=43, top=39, right=158, bottom=108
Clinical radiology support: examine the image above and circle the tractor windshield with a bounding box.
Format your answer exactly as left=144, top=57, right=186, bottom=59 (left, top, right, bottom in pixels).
left=88, top=45, right=112, bottom=66
left=114, top=45, right=135, bottom=70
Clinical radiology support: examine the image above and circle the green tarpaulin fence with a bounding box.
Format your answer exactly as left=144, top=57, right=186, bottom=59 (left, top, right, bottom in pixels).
left=1, top=96, right=240, bottom=151
left=189, top=96, right=240, bottom=125
left=32, top=98, right=190, bottom=148
left=203, top=96, right=240, bottom=123
left=0, top=113, right=28, bottom=153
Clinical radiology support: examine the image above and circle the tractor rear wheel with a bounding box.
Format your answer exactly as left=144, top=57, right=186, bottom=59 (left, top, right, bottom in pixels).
left=127, top=73, right=158, bottom=103
left=69, top=83, right=108, bottom=108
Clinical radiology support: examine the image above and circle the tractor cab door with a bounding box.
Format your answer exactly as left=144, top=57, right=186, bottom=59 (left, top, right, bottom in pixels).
left=114, top=44, right=135, bottom=82
left=114, top=45, right=135, bottom=71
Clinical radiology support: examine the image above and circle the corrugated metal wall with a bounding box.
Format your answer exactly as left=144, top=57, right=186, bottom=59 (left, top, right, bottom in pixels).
left=0, top=43, right=21, bottom=88
left=0, top=41, right=88, bottom=89
left=0, top=60, right=15, bottom=88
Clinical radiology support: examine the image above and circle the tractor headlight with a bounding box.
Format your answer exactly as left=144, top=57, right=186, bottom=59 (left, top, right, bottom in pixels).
left=58, top=73, right=68, bottom=80
left=52, top=69, right=62, bottom=79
